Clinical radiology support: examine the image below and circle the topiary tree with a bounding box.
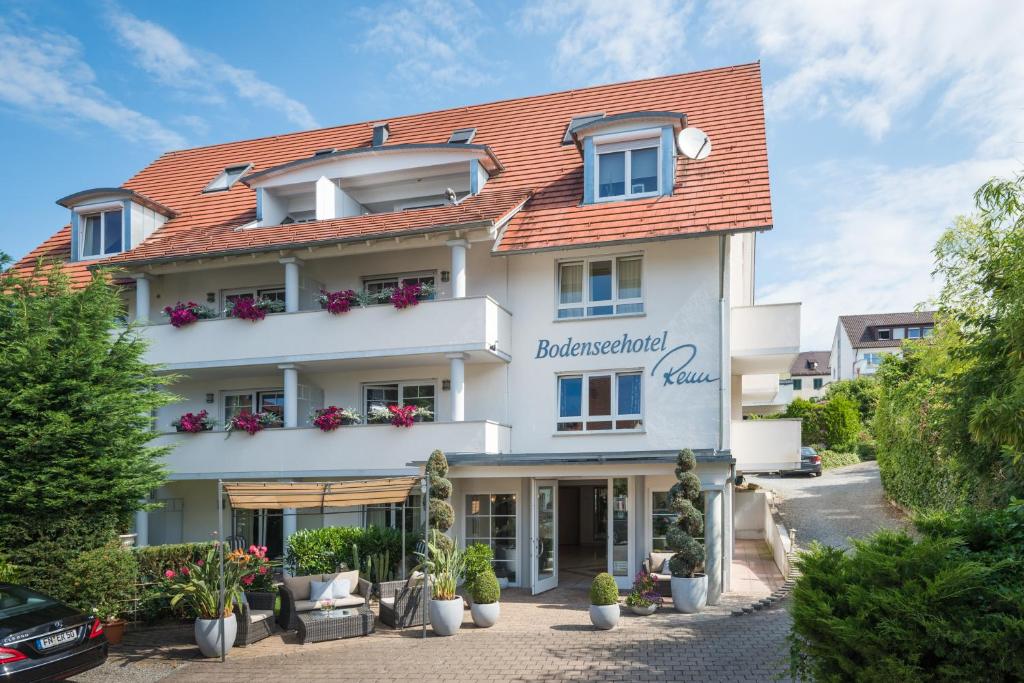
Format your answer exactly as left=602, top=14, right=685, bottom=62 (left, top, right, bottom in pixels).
left=471, top=568, right=500, bottom=604
left=426, top=449, right=453, bottom=533
left=666, top=449, right=705, bottom=578
left=590, top=572, right=619, bottom=606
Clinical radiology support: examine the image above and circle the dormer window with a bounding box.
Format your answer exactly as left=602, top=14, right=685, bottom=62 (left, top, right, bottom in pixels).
left=876, top=328, right=891, bottom=340
left=80, top=208, right=123, bottom=258
left=597, top=141, right=659, bottom=200
left=203, top=163, right=251, bottom=193
left=447, top=128, right=476, bottom=144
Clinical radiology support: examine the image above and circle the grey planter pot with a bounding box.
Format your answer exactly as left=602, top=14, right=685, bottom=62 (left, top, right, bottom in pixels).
left=670, top=574, right=708, bottom=613
left=429, top=598, right=464, bottom=636
left=194, top=614, right=236, bottom=658
left=629, top=603, right=657, bottom=616
left=470, top=601, right=500, bottom=628
left=589, top=604, right=620, bottom=630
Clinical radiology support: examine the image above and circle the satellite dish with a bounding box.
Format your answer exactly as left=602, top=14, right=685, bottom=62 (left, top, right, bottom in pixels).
left=677, top=127, right=712, bottom=160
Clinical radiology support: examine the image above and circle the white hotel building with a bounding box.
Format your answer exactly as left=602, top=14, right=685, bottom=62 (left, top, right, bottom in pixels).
left=18, top=63, right=800, bottom=601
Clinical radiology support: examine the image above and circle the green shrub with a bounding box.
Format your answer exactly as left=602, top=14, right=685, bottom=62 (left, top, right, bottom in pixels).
left=666, top=449, right=704, bottom=577
left=818, top=450, right=860, bottom=469
left=426, top=450, right=454, bottom=533
left=789, top=511, right=1024, bottom=682
left=0, top=558, right=18, bottom=583
left=590, top=573, right=619, bottom=606
left=471, top=569, right=500, bottom=604
left=855, top=431, right=878, bottom=461
left=284, top=526, right=405, bottom=576
left=824, top=378, right=880, bottom=426
left=66, top=542, right=139, bottom=619
left=463, top=543, right=494, bottom=595
left=134, top=542, right=215, bottom=582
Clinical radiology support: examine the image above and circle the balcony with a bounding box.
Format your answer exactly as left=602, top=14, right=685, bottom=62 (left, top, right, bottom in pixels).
left=731, top=419, right=802, bottom=472
left=155, top=420, right=512, bottom=479
left=741, top=375, right=793, bottom=411
left=731, top=303, right=801, bottom=374
left=140, top=296, right=511, bottom=371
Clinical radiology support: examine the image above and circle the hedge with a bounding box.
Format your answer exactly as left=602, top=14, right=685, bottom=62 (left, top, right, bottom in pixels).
left=818, top=450, right=860, bottom=470
left=133, top=542, right=215, bottom=582
left=284, top=526, right=410, bottom=577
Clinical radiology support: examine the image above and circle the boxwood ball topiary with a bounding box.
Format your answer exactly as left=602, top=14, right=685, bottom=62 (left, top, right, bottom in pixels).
left=429, top=498, right=454, bottom=532
left=668, top=536, right=705, bottom=578
left=675, top=448, right=697, bottom=476
left=429, top=474, right=452, bottom=500
left=426, top=449, right=449, bottom=479
left=472, top=569, right=500, bottom=604
left=590, top=572, right=619, bottom=606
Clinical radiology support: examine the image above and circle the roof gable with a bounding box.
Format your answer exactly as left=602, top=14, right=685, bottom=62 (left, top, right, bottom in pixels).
left=839, top=311, right=937, bottom=348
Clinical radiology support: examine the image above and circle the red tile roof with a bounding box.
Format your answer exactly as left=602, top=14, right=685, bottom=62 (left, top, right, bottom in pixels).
left=14, top=62, right=771, bottom=280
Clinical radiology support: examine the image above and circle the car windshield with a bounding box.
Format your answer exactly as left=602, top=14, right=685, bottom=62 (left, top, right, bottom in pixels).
left=800, top=447, right=817, bottom=456
left=0, top=585, right=58, bottom=620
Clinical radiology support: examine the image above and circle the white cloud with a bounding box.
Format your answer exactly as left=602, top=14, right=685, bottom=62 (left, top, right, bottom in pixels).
left=520, top=0, right=691, bottom=84
left=109, top=10, right=319, bottom=130
left=0, top=18, right=185, bottom=149
left=362, top=0, right=491, bottom=90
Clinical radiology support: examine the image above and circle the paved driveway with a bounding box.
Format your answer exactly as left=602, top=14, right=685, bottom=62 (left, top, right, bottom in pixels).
left=749, top=460, right=907, bottom=549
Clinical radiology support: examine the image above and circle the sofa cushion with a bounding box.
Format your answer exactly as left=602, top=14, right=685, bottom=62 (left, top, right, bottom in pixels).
left=652, top=572, right=672, bottom=582
left=292, top=595, right=366, bottom=613
left=249, top=610, right=273, bottom=624
left=650, top=552, right=674, bottom=574
left=283, top=574, right=317, bottom=601
left=322, top=570, right=361, bottom=596
left=309, top=579, right=334, bottom=603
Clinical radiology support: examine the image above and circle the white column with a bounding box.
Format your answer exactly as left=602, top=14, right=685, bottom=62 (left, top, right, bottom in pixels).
left=447, top=239, right=468, bottom=299
left=446, top=352, right=467, bottom=422
left=134, top=507, right=149, bottom=547
left=133, top=274, right=151, bottom=323
left=282, top=507, right=297, bottom=575
left=705, top=489, right=724, bottom=605
left=279, top=257, right=302, bottom=313
left=280, top=364, right=298, bottom=428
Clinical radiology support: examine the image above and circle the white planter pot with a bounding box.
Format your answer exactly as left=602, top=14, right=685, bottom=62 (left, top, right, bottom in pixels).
left=194, top=614, right=236, bottom=658
left=589, top=604, right=620, bottom=630
left=429, top=597, right=464, bottom=636
left=629, top=603, right=657, bottom=616
left=671, top=574, right=708, bottom=613
left=470, top=601, right=500, bottom=628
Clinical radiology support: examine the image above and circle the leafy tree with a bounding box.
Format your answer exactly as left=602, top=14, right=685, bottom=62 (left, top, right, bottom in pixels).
left=784, top=397, right=860, bottom=450
left=824, top=378, right=880, bottom=427
left=0, top=256, right=173, bottom=591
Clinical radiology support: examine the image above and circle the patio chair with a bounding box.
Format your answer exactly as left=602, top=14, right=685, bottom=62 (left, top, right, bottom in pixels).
left=277, top=570, right=372, bottom=632
left=378, top=573, right=429, bottom=629
left=234, top=593, right=276, bottom=647
left=641, top=551, right=675, bottom=597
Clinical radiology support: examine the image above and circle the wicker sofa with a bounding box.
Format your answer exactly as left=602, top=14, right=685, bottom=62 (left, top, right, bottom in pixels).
left=641, top=551, right=675, bottom=597
left=234, top=594, right=276, bottom=647
left=377, top=574, right=429, bottom=629
left=277, top=570, right=372, bottom=632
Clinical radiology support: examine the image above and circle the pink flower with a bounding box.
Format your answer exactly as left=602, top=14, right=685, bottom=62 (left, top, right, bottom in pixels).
left=164, top=570, right=175, bottom=579
left=196, top=559, right=204, bottom=566
left=242, top=575, right=254, bottom=586
left=249, top=545, right=258, bottom=554
left=258, top=565, right=268, bottom=575
left=180, top=566, right=190, bottom=575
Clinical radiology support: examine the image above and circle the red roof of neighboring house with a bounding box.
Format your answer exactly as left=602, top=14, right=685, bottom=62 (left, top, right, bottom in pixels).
left=13, top=62, right=771, bottom=279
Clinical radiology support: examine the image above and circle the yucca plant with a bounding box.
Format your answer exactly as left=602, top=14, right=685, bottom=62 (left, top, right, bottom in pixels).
left=415, top=535, right=465, bottom=601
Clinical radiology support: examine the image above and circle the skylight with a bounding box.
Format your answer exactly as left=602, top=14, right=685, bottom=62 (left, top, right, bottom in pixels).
left=447, top=128, right=477, bottom=144
left=203, top=163, right=251, bottom=193
left=313, top=148, right=336, bottom=157
left=562, top=113, right=605, bottom=144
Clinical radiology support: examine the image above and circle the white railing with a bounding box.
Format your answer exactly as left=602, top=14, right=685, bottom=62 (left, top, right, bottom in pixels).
left=731, top=419, right=802, bottom=471
left=139, top=296, right=511, bottom=370
left=156, top=420, right=511, bottom=478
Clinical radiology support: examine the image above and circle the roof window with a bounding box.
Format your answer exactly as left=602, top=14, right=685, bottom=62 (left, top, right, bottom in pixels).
left=204, top=163, right=251, bottom=193
left=447, top=128, right=476, bottom=144
left=372, top=122, right=390, bottom=147
left=562, top=113, right=605, bottom=144
left=313, top=148, right=336, bottom=157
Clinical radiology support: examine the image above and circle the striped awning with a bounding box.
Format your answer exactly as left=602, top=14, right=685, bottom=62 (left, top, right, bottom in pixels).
left=223, top=477, right=421, bottom=510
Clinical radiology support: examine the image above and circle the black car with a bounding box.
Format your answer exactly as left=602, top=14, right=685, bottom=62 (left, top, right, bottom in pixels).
left=0, top=584, right=107, bottom=682
left=799, top=446, right=823, bottom=477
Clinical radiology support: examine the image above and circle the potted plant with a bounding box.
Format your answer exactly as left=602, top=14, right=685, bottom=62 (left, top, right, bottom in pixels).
left=163, top=544, right=247, bottom=658
left=416, top=535, right=465, bottom=636
left=318, top=289, right=357, bottom=314
left=92, top=603, right=127, bottom=645
left=624, top=569, right=662, bottom=616
left=224, top=296, right=284, bottom=321
left=171, top=409, right=216, bottom=433
left=162, top=301, right=217, bottom=328
left=238, top=545, right=276, bottom=610
left=589, top=572, right=620, bottom=630
left=469, top=568, right=500, bottom=628
left=666, top=449, right=707, bottom=613
left=226, top=410, right=280, bottom=435
left=367, top=404, right=432, bottom=427
left=311, top=406, right=361, bottom=431
left=388, top=281, right=434, bottom=309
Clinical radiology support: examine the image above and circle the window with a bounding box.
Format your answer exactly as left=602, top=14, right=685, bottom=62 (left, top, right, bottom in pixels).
left=465, top=493, right=517, bottom=582
left=650, top=491, right=675, bottom=551
left=363, top=273, right=436, bottom=303
left=204, top=163, right=251, bottom=193
left=447, top=128, right=476, bottom=144
left=596, top=141, right=659, bottom=200
left=792, top=379, right=803, bottom=391
left=862, top=353, right=883, bottom=366
left=223, top=390, right=284, bottom=428
left=363, top=382, right=435, bottom=421
left=876, top=328, right=891, bottom=340
left=813, top=378, right=824, bottom=390
left=892, top=327, right=906, bottom=340
left=907, top=327, right=922, bottom=339
left=281, top=210, right=316, bottom=225
left=557, top=371, right=642, bottom=432
left=557, top=255, right=643, bottom=319
left=923, top=326, right=934, bottom=338
left=80, top=209, right=123, bottom=258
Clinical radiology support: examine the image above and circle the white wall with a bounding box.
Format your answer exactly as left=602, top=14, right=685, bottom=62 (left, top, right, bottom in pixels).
left=791, top=374, right=831, bottom=400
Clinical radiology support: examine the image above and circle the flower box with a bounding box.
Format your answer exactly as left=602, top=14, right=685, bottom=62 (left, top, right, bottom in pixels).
left=311, top=406, right=362, bottom=432
left=225, top=296, right=285, bottom=322
left=227, top=411, right=281, bottom=435
left=163, top=301, right=217, bottom=328
left=318, top=289, right=357, bottom=315
left=367, top=404, right=433, bottom=428
left=172, top=410, right=216, bottom=433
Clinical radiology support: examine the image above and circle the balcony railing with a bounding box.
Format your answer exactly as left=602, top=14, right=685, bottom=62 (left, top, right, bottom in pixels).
left=155, top=420, right=512, bottom=479
left=140, top=296, right=511, bottom=370
left=731, top=419, right=802, bottom=471
left=731, top=303, right=801, bottom=374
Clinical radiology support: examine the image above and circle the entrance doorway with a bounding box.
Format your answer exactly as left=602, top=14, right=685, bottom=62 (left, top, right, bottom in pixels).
left=233, top=508, right=284, bottom=558
left=557, top=482, right=608, bottom=587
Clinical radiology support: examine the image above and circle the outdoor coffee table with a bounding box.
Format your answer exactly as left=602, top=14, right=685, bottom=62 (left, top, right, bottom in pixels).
left=296, top=605, right=375, bottom=644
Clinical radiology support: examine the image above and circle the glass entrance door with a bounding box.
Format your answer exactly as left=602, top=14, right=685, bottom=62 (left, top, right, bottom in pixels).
left=607, top=477, right=633, bottom=589
left=531, top=480, right=558, bottom=594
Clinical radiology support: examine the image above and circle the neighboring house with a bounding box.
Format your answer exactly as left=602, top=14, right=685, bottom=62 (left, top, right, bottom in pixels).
left=831, top=311, right=936, bottom=380
left=16, top=63, right=801, bottom=599
left=790, top=351, right=831, bottom=400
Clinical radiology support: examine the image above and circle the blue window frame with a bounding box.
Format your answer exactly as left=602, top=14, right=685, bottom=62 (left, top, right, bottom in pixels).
left=557, top=371, right=642, bottom=432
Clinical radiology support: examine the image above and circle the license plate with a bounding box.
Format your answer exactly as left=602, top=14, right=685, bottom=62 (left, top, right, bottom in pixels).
left=37, top=628, right=79, bottom=650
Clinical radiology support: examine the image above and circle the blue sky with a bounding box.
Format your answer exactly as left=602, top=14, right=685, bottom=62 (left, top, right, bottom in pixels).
left=1, top=0, right=1021, bottom=348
